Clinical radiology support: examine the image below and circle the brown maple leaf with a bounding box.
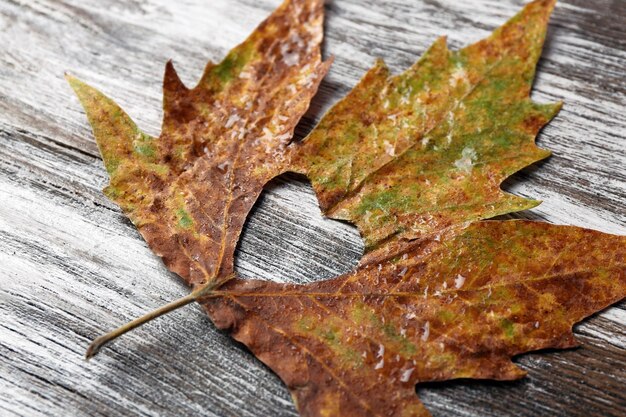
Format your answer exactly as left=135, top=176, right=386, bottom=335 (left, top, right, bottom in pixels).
left=67, top=0, right=625, bottom=416
left=68, top=0, right=331, bottom=290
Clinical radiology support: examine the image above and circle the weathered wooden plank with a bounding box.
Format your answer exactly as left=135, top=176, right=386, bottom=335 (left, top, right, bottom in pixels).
left=0, top=0, right=624, bottom=416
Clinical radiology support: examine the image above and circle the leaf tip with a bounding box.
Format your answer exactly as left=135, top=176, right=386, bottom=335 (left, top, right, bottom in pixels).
left=532, top=146, right=552, bottom=162
left=64, top=72, right=81, bottom=91
left=164, top=59, right=187, bottom=93
left=545, top=0, right=558, bottom=10
left=555, top=100, right=564, bottom=112
left=65, top=72, right=89, bottom=90
left=526, top=198, right=543, bottom=210
left=372, top=57, right=390, bottom=74
left=64, top=74, right=102, bottom=109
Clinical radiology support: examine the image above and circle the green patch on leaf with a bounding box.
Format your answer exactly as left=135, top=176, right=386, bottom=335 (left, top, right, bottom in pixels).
left=176, top=208, right=193, bottom=229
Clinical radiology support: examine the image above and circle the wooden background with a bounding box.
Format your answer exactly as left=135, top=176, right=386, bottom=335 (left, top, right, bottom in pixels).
left=1, top=0, right=624, bottom=416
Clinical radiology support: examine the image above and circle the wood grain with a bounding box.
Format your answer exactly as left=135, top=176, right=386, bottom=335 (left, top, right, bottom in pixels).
left=0, top=0, right=624, bottom=416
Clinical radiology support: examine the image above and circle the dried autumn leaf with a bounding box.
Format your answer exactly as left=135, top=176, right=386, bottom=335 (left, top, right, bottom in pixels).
left=67, top=0, right=626, bottom=417
left=68, top=0, right=331, bottom=289
left=207, top=221, right=624, bottom=417
left=291, top=0, right=561, bottom=256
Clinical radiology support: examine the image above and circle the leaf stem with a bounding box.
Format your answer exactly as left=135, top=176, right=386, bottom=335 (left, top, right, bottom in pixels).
left=85, top=275, right=234, bottom=360
left=86, top=292, right=198, bottom=360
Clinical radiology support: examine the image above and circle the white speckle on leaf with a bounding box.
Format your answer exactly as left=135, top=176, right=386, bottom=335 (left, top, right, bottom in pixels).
left=257, top=127, right=274, bottom=145
left=535, top=321, right=540, bottom=328
left=454, top=147, right=477, bottom=173
left=377, top=344, right=385, bottom=358
left=290, top=32, right=304, bottom=48
left=383, top=140, right=395, bottom=156
left=276, top=132, right=291, bottom=142
left=298, top=71, right=317, bottom=88
left=281, top=42, right=300, bottom=67
left=455, top=274, right=466, bottom=289
left=374, top=358, right=384, bottom=370
left=445, top=111, right=455, bottom=144
left=225, top=114, right=240, bottom=129
left=449, top=64, right=469, bottom=88
left=421, top=321, right=430, bottom=342
left=400, top=367, right=415, bottom=382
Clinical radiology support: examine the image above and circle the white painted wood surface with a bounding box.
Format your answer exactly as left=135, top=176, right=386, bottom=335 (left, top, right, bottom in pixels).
left=0, top=0, right=624, bottom=416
